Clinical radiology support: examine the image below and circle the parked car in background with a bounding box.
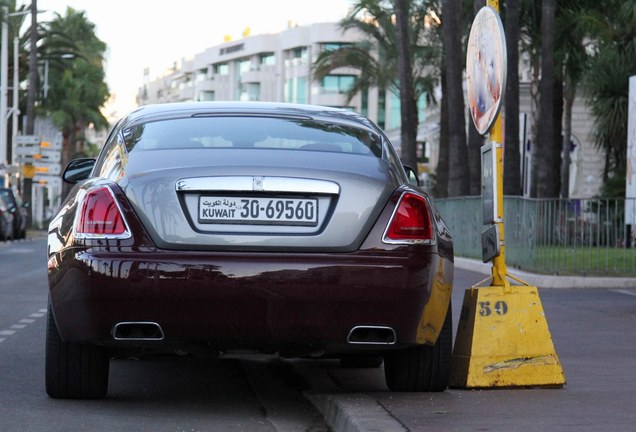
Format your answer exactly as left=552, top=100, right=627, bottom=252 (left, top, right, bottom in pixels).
left=0, top=187, right=27, bottom=239
left=0, top=192, right=14, bottom=241
left=46, top=102, right=454, bottom=399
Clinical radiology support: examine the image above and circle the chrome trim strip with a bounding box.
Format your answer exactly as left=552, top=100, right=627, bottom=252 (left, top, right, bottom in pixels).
left=176, top=176, right=340, bottom=195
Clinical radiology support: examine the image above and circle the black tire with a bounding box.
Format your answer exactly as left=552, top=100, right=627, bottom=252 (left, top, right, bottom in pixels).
left=384, top=303, right=452, bottom=392
left=45, top=304, right=110, bottom=399
left=340, top=354, right=384, bottom=368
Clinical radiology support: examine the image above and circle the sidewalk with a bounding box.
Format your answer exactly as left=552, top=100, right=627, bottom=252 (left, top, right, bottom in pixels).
left=455, top=256, right=636, bottom=289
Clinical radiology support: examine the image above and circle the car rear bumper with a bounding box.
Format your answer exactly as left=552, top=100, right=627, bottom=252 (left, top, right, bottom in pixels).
left=48, top=247, right=452, bottom=355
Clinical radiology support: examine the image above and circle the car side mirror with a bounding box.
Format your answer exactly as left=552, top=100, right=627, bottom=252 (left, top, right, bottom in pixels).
left=62, top=158, right=96, bottom=184
left=404, top=165, right=421, bottom=186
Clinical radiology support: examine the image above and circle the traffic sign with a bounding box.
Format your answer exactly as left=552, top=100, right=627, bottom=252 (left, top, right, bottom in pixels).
left=34, top=163, right=62, bottom=176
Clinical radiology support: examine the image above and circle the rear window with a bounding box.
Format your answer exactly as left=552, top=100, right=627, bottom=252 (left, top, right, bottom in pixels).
left=122, top=116, right=383, bottom=157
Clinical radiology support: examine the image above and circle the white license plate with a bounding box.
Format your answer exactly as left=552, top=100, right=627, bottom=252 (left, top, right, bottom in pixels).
left=199, top=196, right=318, bottom=226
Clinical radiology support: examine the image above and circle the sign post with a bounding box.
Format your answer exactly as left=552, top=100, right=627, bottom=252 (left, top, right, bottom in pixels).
left=450, top=0, right=565, bottom=389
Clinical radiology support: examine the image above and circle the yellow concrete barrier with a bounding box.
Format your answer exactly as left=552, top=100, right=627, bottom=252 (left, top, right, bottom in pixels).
left=450, top=282, right=566, bottom=388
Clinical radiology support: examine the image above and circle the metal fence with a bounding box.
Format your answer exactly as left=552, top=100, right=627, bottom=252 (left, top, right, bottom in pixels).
left=435, top=196, right=636, bottom=276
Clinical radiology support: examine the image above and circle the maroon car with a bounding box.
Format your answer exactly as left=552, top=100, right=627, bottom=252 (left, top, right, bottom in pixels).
left=46, top=102, right=454, bottom=399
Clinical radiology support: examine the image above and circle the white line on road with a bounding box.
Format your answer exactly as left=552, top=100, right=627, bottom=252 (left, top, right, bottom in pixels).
left=0, top=308, right=47, bottom=344
left=612, top=289, right=636, bottom=297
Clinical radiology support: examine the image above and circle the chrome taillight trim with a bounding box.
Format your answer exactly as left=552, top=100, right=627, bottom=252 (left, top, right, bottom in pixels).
left=382, top=191, right=436, bottom=245
left=73, top=186, right=132, bottom=240
left=175, top=176, right=340, bottom=195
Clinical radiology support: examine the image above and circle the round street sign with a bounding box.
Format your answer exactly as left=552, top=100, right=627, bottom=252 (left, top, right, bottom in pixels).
left=466, top=6, right=507, bottom=136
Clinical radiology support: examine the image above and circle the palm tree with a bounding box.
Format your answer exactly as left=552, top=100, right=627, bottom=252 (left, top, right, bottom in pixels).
left=313, top=0, right=441, bottom=170
left=583, top=0, right=636, bottom=182
left=38, top=7, right=109, bottom=169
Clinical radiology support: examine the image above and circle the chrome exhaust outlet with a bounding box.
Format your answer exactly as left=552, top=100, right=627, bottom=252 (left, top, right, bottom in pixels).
left=113, top=322, right=164, bottom=341
left=347, top=326, right=396, bottom=345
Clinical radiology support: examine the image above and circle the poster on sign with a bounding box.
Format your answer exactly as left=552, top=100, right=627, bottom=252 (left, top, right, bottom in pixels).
left=466, top=6, right=507, bottom=136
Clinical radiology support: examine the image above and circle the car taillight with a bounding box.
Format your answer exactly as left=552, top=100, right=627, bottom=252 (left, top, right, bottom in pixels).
left=75, top=186, right=130, bottom=238
left=383, top=192, right=434, bottom=244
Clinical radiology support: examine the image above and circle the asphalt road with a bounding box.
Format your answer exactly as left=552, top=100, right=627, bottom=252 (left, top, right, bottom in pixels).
left=1, top=236, right=635, bottom=431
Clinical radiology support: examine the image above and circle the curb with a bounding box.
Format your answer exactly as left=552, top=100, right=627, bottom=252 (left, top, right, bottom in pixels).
left=305, top=392, right=408, bottom=432
left=455, top=257, right=636, bottom=289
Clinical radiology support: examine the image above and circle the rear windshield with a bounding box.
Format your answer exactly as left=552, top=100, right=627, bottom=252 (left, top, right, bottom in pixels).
left=122, top=116, right=383, bottom=157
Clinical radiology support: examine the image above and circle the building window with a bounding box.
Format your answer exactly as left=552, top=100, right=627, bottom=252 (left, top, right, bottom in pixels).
left=389, top=90, right=401, bottom=129
left=377, top=89, right=386, bottom=130
left=260, top=53, right=275, bottom=66
left=361, top=87, right=368, bottom=117
left=240, top=83, right=260, bottom=101
left=237, top=59, right=251, bottom=75
left=321, top=75, right=355, bottom=94
left=286, top=47, right=308, bottom=66
left=215, top=63, right=229, bottom=75
left=199, top=91, right=215, bottom=101
left=321, top=42, right=352, bottom=52
left=284, top=77, right=307, bottom=104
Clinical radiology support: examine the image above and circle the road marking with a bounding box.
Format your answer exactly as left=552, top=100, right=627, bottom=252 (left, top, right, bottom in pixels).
left=613, top=289, right=636, bottom=297
left=0, top=308, right=47, bottom=344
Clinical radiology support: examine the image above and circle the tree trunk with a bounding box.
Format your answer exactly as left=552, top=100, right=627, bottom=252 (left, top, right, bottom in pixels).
left=443, top=0, right=468, bottom=197
left=560, top=81, right=575, bottom=198
left=529, top=53, right=540, bottom=197
left=533, top=0, right=556, bottom=198
left=552, top=77, right=563, bottom=197
left=393, top=0, right=418, bottom=170
left=503, top=0, right=521, bottom=195
left=435, top=66, right=450, bottom=198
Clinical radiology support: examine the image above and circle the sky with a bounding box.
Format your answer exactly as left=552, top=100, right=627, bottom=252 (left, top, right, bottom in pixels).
left=34, top=0, right=355, bottom=120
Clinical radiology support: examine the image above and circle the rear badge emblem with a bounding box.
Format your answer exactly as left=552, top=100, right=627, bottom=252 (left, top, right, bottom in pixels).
left=253, top=177, right=264, bottom=191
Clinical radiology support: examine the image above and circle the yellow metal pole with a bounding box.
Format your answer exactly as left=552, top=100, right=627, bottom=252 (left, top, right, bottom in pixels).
left=486, top=0, right=508, bottom=288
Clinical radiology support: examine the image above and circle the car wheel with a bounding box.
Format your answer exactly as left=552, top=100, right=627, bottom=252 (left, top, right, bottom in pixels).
left=340, top=354, right=384, bottom=368
left=384, top=303, right=452, bottom=392
left=45, top=303, right=110, bottom=399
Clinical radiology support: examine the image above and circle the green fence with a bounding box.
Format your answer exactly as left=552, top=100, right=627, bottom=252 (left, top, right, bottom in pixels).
left=435, top=196, right=636, bottom=276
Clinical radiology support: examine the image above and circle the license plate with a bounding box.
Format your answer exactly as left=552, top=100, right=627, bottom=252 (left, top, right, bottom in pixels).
left=199, top=196, right=318, bottom=226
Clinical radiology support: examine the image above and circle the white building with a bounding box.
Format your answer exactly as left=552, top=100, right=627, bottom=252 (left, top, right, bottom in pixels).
left=138, top=23, right=405, bottom=134
left=137, top=22, right=604, bottom=198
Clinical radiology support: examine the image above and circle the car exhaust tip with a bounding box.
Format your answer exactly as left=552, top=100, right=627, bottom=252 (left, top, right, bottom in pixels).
left=347, top=326, right=396, bottom=345
left=113, top=322, right=164, bottom=341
